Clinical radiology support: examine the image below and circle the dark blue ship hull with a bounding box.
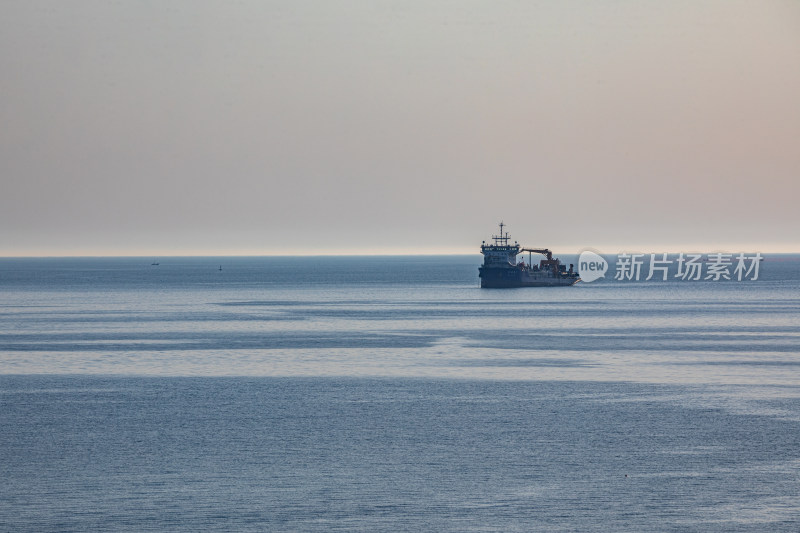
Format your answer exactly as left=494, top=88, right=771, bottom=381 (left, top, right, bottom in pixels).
left=479, top=266, right=579, bottom=288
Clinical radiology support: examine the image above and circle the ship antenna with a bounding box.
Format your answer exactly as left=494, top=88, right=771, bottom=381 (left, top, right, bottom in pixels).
left=492, top=221, right=511, bottom=246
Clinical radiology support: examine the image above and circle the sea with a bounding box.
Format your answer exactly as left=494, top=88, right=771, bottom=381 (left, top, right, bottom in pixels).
left=1, top=255, right=799, bottom=532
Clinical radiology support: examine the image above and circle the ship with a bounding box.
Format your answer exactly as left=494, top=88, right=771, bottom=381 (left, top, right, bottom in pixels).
left=479, top=223, right=580, bottom=288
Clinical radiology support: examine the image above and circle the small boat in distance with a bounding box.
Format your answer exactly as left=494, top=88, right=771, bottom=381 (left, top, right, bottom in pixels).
left=479, top=223, right=579, bottom=288
left=151, top=261, right=159, bottom=266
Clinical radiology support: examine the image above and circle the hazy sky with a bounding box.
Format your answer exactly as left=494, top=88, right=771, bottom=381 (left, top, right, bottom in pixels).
left=2, top=1, right=799, bottom=255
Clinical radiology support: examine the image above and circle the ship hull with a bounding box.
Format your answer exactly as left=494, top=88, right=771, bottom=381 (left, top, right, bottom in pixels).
left=479, top=266, right=579, bottom=288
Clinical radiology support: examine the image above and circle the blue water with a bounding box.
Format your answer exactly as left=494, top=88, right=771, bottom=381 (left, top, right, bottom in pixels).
left=1, top=256, right=799, bottom=531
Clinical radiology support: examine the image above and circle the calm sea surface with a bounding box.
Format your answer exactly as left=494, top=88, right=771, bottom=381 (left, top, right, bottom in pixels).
left=2, top=255, right=799, bottom=531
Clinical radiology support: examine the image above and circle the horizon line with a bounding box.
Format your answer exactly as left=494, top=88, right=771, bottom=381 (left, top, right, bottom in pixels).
left=2, top=249, right=799, bottom=259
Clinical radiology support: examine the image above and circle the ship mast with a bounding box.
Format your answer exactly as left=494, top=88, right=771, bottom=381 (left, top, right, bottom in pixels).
left=493, top=222, right=510, bottom=246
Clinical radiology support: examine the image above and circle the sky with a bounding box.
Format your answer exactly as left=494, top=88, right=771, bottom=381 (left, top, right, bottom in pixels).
left=1, top=1, right=799, bottom=256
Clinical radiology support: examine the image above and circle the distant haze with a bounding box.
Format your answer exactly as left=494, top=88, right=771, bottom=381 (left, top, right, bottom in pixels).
left=2, top=1, right=798, bottom=256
